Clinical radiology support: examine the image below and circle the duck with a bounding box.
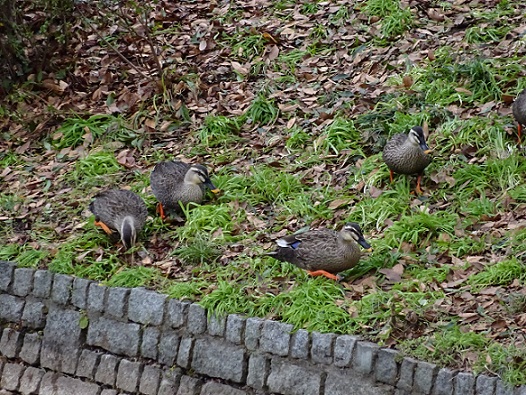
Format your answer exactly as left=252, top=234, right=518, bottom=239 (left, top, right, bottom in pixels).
left=89, top=189, right=148, bottom=249
left=267, top=222, right=372, bottom=281
left=382, top=126, right=432, bottom=195
left=512, top=88, right=526, bottom=145
left=150, top=160, right=219, bottom=220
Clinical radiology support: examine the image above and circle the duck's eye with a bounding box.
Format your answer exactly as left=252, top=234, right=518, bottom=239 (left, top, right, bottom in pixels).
left=196, top=172, right=207, bottom=182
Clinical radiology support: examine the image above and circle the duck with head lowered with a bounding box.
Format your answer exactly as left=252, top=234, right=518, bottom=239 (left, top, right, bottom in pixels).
left=382, top=126, right=432, bottom=195
left=267, top=222, right=372, bottom=281
left=512, top=88, right=526, bottom=145
left=150, top=160, right=219, bottom=220
left=89, top=189, right=148, bottom=250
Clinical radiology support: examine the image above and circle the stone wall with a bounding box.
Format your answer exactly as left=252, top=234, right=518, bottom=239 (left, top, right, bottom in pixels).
left=0, top=260, right=524, bottom=395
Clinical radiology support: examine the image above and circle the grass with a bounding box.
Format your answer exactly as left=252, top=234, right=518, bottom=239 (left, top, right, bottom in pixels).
left=3, top=0, right=526, bottom=386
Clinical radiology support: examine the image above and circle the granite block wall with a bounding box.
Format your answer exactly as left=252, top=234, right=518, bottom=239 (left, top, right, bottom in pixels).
left=0, top=260, right=523, bottom=395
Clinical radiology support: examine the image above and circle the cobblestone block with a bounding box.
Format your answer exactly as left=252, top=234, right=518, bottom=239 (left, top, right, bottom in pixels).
left=0, top=261, right=16, bottom=291
left=200, top=382, right=247, bottom=395
left=105, top=287, right=129, bottom=319
left=19, top=366, right=45, bottom=394
left=246, top=353, right=269, bottom=390
left=187, top=303, right=207, bottom=334
left=475, top=374, right=497, bottom=395
left=87, top=316, right=140, bottom=357
left=0, top=328, right=22, bottom=358
left=87, top=282, right=107, bottom=313
left=40, top=342, right=79, bottom=374
left=375, top=348, right=399, bottom=386
left=158, top=369, right=182, bottom=395
left=516, top=385, right=526, bottom=395
left=455, top=372, right=474, bottom=395
left=495, top=381, right=515, bottom=395
left=432, top=368, right=454, bottom=395
left=177, top=337, right=194, bottom=369
left=267, top=357, right=321, bottom=395
left=128, top=288, right=166, bottom=325
left=311, top=331, right=335, bottom=364
left=0, top=294, right=25, bottom=322
left=41, top=307, right=82, bottom=373
left=116, top=359, right=142, bottom=392
left=158, top=330, right=180, bottom=366
left=40, top=374, right=101, bottom=395
left=177, top=375, right=202, bottom=395
left=139, top=365, right=162, bottom=395
left=0, top=363, right=24, bottom=391
left=325, top=369, right=392, bottom=395
left=19, top=332, right=41, bottom=365
left=76, top=349, right=101, bottom=380
left=259, top=320, right=293, bottom=357
left=290, top=329, right=310, bottom=359
left=166, top=299, right=188, bottom=329
left=39, top=372, right=59, bottom=395
left=192, top=337, right=246, bottom=383
left=352, top=341, right=378, bottom=375
left=51, top=274, right=73, bottom=305
left=397, top=357, right=417, bottom=391
left=244, top=317, right=263, bottom=351
left=100, top=390, right=118, bottom=395
left=95, top=354, right=119, bottom=386
left=333, top=335, right=358, bottom=367
left=21, top=300, right=46, bottom=328
left=141, top=326, right=160, bottom=360
left=32, top=270, right=53, bottom=298
left=207, top=313, right=226, bottom=337
left=72, top=277, right=91, bottom=309
left=12, top=268, right=34, bottom=296
left=414, top=361, right=438, bottom=395
left=225, top=314, right=245, bottom=345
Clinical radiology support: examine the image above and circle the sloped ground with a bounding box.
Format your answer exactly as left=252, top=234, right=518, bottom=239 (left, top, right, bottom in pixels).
left=2, top=0, right=526, bottom=384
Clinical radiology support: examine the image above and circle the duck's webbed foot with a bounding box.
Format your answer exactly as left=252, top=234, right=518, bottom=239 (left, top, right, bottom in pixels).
left=94, top=220, right=113, bottom=235
left=307, top=270, right=340, bottom=281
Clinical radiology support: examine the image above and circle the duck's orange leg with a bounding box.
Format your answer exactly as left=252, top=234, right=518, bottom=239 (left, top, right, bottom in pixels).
left=156, top=202, right=166, bottom=221
left=389, top=170, right=394, bottom=183
left=307, top=270, right=340, bottom=281
left=415, top=174, right=424, bottom=195
left=94, top=220, right=113, bottom=235
left=518, top=123, right=522, bottom=145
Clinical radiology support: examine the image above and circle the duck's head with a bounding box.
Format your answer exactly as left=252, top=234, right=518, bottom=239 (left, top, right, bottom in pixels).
left=341, top=222, right=372, bottom=251
left=120, top=216, right=137, bottom=250
left=186, top=164, right=220, bottom=193
left=408, top=126, right=432, bottom=154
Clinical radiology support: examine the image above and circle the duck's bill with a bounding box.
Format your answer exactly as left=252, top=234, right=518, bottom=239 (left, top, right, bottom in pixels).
left=359, top=239, right=372, bottom=250
left=424, top=149, right=433, bottom=154
left=206, top=182, right=220, bottom=193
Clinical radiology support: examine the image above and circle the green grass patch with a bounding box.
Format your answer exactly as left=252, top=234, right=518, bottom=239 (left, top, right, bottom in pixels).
left=72, top=150, right=122, bottom=184
left=197, top=115, right=242, bottom=148
left=384, top=210, right=457, bottom=248
left=364, top=0, right=414, bottom=40
left=51, top=114, right=137, bottom=149
left=243, top=94, right=280, bottom=125
left=468, top=258, right=526, bottom=289
left=399, top=325, right=489, bottom=367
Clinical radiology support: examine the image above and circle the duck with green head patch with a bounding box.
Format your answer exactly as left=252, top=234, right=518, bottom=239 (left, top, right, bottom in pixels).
left=267, top=222, right=372, bottom=281
left=382, top=126, right=432, bottom=195
left=150, top=160, right=219, bottom=220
